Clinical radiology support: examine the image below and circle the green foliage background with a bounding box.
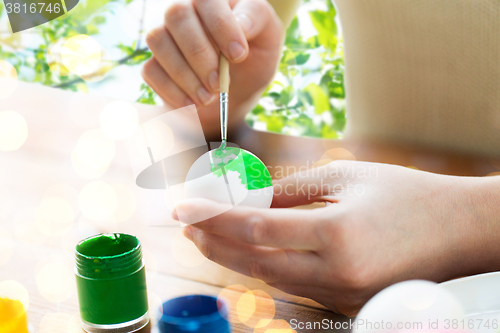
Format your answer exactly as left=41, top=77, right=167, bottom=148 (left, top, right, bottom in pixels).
left=247, top=0, right=346, bottom=138
left=0, top=0, right=345, bottom=138
left=0, top=0, right=153, bottom=93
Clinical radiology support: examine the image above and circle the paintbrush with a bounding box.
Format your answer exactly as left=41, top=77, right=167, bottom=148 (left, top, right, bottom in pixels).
left=219, top=54, right=230, bottom=147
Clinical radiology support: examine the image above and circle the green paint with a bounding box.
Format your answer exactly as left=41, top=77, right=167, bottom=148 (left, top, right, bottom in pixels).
left=211, top=147, right=272, bottom=190
left=75, top=233, right=148, bottom=326
left=76, top=233, right=138, bottom=258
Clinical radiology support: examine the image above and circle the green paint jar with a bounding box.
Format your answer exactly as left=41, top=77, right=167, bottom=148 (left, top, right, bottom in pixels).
left=75, top=233, right=149, bottom=333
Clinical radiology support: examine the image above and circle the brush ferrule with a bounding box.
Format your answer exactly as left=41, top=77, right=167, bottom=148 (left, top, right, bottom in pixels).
left=220, top=92, right=229, bottom=142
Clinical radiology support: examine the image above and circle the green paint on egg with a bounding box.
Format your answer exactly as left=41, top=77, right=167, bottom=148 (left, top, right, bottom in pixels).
left=211, top=146, right=272, bottom=191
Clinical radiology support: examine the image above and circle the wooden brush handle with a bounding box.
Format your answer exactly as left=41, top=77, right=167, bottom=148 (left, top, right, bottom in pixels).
left=219, top=55, right=230, bottom=93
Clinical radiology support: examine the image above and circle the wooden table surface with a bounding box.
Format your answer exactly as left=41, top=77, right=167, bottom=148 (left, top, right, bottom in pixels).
left=1, top=82, right=499, bottom=333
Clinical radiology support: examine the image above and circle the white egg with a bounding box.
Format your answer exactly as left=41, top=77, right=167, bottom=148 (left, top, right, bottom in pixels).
left=183, top=148, right=273, bottom=209
left=354, top=280, right=465, bottom=333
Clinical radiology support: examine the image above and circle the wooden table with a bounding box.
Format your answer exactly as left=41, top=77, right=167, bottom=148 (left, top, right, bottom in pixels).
left=1, top=82, right=499, bottom=333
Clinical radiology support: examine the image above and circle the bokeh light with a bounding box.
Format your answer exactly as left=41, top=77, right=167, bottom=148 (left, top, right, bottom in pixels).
left=320, top=148, right=356, bottom=161
left=354, top=280, right=465, bottom=333
left=68, top=93, right=108, bottom=129
left=71, top=151, right=110, bottom=179
left=148, top=292, right=163, bottom=322
left=39, top=312, right=81, bottom=333
left=237, top=290, right=276, bottom=328
left=171, top=229, right=207, bottom=267
left=253, top=319, right=297, bottom=333
left=0, top=280, right=29, bottom=311
left=73, top=129, right=116, bottom=169
left=47, top=38, right=70, bottom=77
left=36, top=261, right=74, bottom=303
left=313, top=148, right=356, bottom=168
left=218, top=285, right=250, bottom=324
left=111, top=183, right=137, bottom=223
left=312, top=159, right=332, bottom=168
left=43, top=183, right=79, bottom=213
left=78, top=181, right=117, bottom=221
left=77, top=45, right=113, bottom=83
left=14, top=207, right=50, bottom=248
left=143, top=120, right=175, bottom=160
left=61, top=35, right=101, bottom=76
left=0, top=110, right=28, bottom=152
left=76, top=216, right=100, bottom=237
left=35, top=196, right=75, bottom=237
left=0, top=29, right=29, bottom=50
left=237, top=291, right=256, bottom=324
left=0, top=228, right=14, bottom=266
left=100, top=100, right=139, bottom=140
left=71, top=129, right=116, bottom=179
left=0, top=60, right=18, bottom=100
left=0, top=185, right=13, bottom=219
left=142, top=247, right=158, bottom=280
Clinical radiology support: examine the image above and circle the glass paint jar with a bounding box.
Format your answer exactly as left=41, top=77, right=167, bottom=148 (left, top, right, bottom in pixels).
left=75, top=233, right=149, bottom=333
left=156, top=295, right=230, bottom=333
left=0, top=297, right=29, bottom=333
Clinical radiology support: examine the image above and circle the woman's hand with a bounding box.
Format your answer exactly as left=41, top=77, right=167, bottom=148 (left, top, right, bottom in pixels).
left=172, top=161, right=500, bottom=316
left=142, top=0, right=283, bottom=137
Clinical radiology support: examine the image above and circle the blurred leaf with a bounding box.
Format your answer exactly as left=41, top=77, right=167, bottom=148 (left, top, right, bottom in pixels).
left=265, top=115, right=285, bottom=133
left=85, top=24, right=99, bottom=35
left=252, top=104, right=265, bottom=115
left=90, top=15, right=106, bottom=25
left=304, top=83, right=330, bottom=114
left=285, top=17, right=300, bottom=46
left=136, top=83, right=157, bottom=105
left=269, top=92, right=281, bottom=101
left=321, top=123, right=339, bottom=139
left=248, top=0, right=346, bottom=139
left=278, top=86, right=294, bottom=106
left=309, top=0, right=338, bottom=52
left=116, top=43, right=135, bottom=55
left=294, top=52, right=310, bottom=65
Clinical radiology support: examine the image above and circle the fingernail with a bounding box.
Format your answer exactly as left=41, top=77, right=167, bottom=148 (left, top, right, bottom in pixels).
left=185, top=97, right=194, bottom=106
left=183, top=226, right=193, bottom=241
left=172, top=208, right=179, bottom=221
left=235, top=13, right=252, bottom=34
left=209, top=71, right=219, bottom=92
left=197, top=87, right=216, bottom=105
left=228, top=41, right=246, bottom=61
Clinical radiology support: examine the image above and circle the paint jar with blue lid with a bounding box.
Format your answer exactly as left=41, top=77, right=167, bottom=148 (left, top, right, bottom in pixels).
left=156, top=295, right=230, bottom=333
left=75, top=233, right=149, bottom=333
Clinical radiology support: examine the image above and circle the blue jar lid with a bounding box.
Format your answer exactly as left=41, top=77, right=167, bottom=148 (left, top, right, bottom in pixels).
left=157, top=295, right=230, bottom=333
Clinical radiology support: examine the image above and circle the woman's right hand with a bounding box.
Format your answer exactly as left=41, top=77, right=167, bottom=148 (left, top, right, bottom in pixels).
left=142, top=0, right=283, bottom=135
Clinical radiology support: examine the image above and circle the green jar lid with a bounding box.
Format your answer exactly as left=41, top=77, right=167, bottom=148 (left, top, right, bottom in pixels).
left=75, top=233, right=143, bottom=280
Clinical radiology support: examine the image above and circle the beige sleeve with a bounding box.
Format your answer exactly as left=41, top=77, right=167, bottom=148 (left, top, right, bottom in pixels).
left=334, top=0, right=500, bottom=157
left=267, top=0, right=301, bottom=28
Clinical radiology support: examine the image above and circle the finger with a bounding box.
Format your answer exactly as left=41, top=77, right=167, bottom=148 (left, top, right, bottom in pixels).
left=267, top=283, right=342, bottom=314
left=272, top=165, right=338, bottom=208
left=192, top=0, right=249, bottom=62
left=184, top=226, right=321, bottom=284
left=164, top=1, right=220, bottom=98
left=232, top=0, right=282, bottom=42
left=173, top=198, right=326, bottom=251
left=141, top=58, right=193, bottom=108
left=145, top=26, right=216, bottom=106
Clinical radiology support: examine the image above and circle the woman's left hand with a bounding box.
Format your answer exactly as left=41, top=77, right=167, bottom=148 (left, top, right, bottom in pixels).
left=172, top=160, right=500, bottom=316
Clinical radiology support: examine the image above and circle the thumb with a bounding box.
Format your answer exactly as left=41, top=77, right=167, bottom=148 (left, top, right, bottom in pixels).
left=271, top=165, right=334, bottom=208
left=232, top=0, right=283, bottom=42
